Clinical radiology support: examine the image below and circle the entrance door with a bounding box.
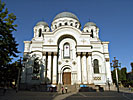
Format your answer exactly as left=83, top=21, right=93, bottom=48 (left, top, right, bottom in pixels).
left=63, top=72, right=71, bottom=85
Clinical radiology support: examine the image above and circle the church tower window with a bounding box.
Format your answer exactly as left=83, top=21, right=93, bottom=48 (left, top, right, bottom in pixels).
left=90, top=29, right=94, bottom=38
left=63, top=43, right=70, bottom=58
left=70, top=23, right=73, bottom=26
left=38, top=29, right=42, bottom=37
left=93, top=59, right=99, bottom=73
left=65, top=22, right=67, bottom=25
left=59, top=23, right=62, bottom=26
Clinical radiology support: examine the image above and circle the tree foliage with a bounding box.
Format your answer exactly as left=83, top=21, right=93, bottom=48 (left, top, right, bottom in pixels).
left=0, top=0, right=19, bottom=67
left=131, top=62, right=133, bottom=72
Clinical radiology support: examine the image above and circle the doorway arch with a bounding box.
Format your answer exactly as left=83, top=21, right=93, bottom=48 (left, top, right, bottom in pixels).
left=62, top=66, right=71, bottom=85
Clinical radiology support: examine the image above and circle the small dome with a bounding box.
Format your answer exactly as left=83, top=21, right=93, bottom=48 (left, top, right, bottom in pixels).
left=54, top=12, right=79, bottom=21
left=84, top=22, right=96, bottom=28
left=36, top=21, right=49, bottom=27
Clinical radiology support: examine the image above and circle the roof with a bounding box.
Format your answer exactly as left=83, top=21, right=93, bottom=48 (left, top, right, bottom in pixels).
left=84, top=22, right=96, bottom=28
left=36, top=21, right=49, bottom=27
left=53, top=12, right=79, bottom=21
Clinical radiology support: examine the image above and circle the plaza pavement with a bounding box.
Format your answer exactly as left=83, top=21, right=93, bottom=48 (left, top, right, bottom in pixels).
left=0, top=88, right=133, bottom=100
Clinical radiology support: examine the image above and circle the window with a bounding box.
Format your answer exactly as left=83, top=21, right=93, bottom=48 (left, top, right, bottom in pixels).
left=70, top=23, right=73, bottom=26
left=65, top=22, right=67, bottom=25
left=63, top=43, right=70, bottom=58
left=59, top=23, right=62, bottom=26
left=90, top=29, right=94, bottom=38
left=55, top=25, right=57, bottom=29
left=93, top=59, right=99, bottom=73
left=33, top=58, right=40, bottom=73
left=38, top=29, right=42, bottom=37
left=86, top=30, right=89, bottom=32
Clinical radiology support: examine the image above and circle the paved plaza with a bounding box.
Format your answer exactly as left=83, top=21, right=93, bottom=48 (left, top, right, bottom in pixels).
left=0, top=88, right=133, bottom=100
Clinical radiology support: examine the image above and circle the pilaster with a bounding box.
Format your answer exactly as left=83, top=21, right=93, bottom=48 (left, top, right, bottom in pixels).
left=52, top=52, right=57, bottom=85
left=77, top=52, right=82, bottom=84
left=82, top=52, right=87, bottom=84
left=47, top=52, right=52, bottom=83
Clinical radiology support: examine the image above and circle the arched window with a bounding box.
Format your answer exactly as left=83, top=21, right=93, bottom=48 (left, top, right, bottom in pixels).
left=70, top=23, right=73, bottom=26
left=55, top=25, right=57, bottom=29
left=93, top=59, right=99, bottom=73
left=38, top=29, right=42, bottom=37
left=86, top=30, right=89, bottom=32
left=65, top=22, right=67, bottom=25
left=63, top=43, right=70, bottom=58
left=90, top=29, right=94, bottom=38
left=59, top=23, right=62, bottom=26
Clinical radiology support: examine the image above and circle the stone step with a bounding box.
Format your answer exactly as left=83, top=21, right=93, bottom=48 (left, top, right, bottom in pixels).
left=57, top=84, right=78, bottom=93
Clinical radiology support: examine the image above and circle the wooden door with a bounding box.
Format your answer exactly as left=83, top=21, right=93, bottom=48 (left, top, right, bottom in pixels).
left=63, top=72, right=71, bottom=84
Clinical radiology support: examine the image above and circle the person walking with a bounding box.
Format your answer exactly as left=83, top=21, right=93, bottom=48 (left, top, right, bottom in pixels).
left=65, top=86, right=68, bottom=93
left=62, top=87, right=64, bottom=94
left=3, top=85, right=7, bottom=95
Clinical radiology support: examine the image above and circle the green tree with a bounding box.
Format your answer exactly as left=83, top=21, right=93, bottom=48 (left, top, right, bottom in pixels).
left=0, top=0, right=19, bottom=85
left=0, top=0, right=19, bottom=67
left=131, top=62, right=133, bottom=72
left=120, top=67, right=127, bottom=86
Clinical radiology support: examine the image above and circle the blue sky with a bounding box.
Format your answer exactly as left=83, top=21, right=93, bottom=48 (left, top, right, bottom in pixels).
left=3, top=0, right=133, bottom=72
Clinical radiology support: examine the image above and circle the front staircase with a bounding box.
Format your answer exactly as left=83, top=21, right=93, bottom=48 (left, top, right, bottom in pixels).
left=57, top=84, right=103, bottom=93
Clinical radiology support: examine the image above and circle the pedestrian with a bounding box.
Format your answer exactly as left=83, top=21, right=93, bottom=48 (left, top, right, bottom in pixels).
left=16, top=85, right=18, bottom=93
left=129, top=85, right=131, bottom=91
left=3, top=85, right=7, bottom=95
left=65, top=86, right=68, bottom=93
left=62, top=87, right=64, bottom=94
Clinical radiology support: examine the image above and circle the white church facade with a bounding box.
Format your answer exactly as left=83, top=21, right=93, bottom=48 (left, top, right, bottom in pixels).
left=21, top=12, right=112, bottom=87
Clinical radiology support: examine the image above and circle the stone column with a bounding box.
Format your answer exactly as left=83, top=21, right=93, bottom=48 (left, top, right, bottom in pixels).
left=87, top=53, right=93, bottom=84
left=47, top=52, right=52, bottom=83
left=61, top=72, right=63, bottom=84
left=82, top=53, right=87, bottom=84
left=77, top=53, right=82, bottom=84
left=41, top=52, right=46, bottom=84
left=52, top=52, right=57, bottom=84
left=58, top=72, right=61, bottom=84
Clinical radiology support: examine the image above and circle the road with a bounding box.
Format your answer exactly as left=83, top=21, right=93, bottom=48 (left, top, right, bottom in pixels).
left=0, top=88, right=133, bottom=100
left=64, top=91, right=133, bottom=100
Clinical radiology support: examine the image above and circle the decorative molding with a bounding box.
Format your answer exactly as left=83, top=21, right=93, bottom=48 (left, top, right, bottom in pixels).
left=48, top=38, right=53, bottom=44
left=72, top=61, right=76, bottom=65
left=105, top=58, right=110, bottom=62
left=77, top=45, right=92, bottom=47
left=31, top=50, right=42, bottom=53
left=77, top=52, right=81, bottom=56
left=42, top=52, right=46, bottom=56
left=58, top=61, right=62, bottom=65
left=53, top=52, right=57, bottom=56
left=93, top=77, right=101, bottom=80
left=86, top=53, right=92, bottom=56
left=65, top=60, right=69, bottom=63
left=81, top=39, right=86, bottom=44
left=82, top=52, right=86, bottom=56
left=48, top=52, right=52, bottom=55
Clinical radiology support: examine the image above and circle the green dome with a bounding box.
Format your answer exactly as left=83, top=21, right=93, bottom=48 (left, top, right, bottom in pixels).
left=36, top=21, right=49, bottom=27
left=84, top=22, right=96, bottom=28
left=54, top=12, right=79, bottom=21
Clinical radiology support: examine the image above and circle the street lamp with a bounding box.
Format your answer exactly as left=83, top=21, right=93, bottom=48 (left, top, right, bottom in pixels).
left=107, top=78, right=110, bottom=91
left=110, top=57, right=121, bottom=93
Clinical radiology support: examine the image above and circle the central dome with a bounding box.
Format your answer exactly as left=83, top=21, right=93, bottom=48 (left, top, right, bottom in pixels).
left=54, top=12, right=79, bottom=21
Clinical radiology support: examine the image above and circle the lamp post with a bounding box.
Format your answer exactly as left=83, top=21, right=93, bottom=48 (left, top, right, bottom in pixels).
left=107, top=78, right=110, bottom=91
left=16, top=57, right=22, bottom=92
left=110, top=57, right=121, bottom=93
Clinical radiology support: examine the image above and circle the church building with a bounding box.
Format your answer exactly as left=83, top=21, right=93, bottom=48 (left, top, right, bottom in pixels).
left=21, top=12, right=112, bottom=87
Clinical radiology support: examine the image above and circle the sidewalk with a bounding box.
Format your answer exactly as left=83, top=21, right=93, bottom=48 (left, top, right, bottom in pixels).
left=120, top=87, right=133, bottom=93
left=53, top=91, right=77, bottom=100
left=0, top=88, right=58, bottom=100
